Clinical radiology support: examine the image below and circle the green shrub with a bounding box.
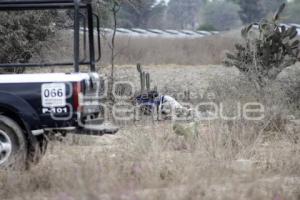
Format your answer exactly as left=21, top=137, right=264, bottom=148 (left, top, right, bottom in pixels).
left=0, top=11, right=57, bottom=74
left=224, top=3, right=299, bottom=89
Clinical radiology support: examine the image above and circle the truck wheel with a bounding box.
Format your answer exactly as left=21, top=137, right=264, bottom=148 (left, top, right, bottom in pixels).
left=0, top=115, right=27, bottom=169
left=27, top=134, right=48, bottom=167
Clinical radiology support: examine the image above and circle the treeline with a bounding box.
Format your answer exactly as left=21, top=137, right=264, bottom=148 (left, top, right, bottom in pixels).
left=98, top=0, right=300, bottom=31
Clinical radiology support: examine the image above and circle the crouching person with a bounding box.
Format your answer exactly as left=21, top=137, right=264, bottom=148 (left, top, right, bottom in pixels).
left=159, top=95, right=192, bottom=119
left=135, top=91, right=192, bottom=120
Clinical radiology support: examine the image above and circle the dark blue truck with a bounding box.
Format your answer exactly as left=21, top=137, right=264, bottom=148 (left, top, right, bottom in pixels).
left=0, top=0, right=118, bottom=169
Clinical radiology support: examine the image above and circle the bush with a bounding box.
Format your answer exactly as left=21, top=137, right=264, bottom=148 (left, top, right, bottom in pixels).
left=224, top=4, right=300, bottom=89
left=0, top=11, right=57, bottom=74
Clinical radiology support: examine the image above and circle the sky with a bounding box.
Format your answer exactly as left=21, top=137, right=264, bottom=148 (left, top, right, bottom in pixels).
left=160, top=0, right=169, bottom=4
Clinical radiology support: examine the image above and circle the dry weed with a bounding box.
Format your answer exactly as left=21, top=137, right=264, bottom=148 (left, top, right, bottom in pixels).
left=42, top=31, right=239, bottom=67
left=0, top=121, right=299, bottom=200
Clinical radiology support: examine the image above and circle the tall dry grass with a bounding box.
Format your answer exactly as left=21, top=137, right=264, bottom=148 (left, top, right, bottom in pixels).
left=42, top=31, right=239, bottom=67
left=3, top=29, right=300, bottom=200
left=1, top=71, right=299, bottom=200
left=100, top=34, right=238, bottom=66
left=42, top=29, right=300, bottom=70
left=0, top=121, right=299, bottom=200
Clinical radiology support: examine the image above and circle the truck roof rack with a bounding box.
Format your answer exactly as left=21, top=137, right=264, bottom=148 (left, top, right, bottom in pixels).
left=0, top=0, right=99, bottom=73
left=0, top=0, right=91, bottom=10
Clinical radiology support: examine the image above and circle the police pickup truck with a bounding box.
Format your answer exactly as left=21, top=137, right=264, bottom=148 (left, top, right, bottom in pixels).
left=0, top=0, right=118, bottom=169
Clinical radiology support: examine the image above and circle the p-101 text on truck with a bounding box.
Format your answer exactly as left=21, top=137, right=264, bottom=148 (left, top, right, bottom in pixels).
left=0, top=0, right=118, bottom=169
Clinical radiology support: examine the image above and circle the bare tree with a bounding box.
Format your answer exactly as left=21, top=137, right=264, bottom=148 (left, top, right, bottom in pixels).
left=110, top=0, right=121, bottom=85
left=96, top=0, right=121, bottom=102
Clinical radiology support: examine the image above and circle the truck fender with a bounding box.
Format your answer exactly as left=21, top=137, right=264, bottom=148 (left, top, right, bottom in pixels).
left=0, top=91, right=41, bottom=132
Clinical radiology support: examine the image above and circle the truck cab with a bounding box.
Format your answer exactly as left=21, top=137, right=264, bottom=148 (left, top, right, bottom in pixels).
left=0, top=0, right=118, bottom=169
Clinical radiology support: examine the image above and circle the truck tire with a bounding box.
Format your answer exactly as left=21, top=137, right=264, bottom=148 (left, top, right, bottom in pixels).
left=27, top=134, right=48, bottom=167
left=0, top=115, right=27, bottom=169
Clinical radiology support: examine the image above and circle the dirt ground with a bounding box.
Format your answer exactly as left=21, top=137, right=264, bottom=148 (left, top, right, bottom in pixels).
left=2, top=64, right=300, bottom=200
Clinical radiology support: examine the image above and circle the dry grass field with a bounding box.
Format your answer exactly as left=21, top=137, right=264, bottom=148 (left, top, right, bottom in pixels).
left=1, top=63, right=300, bottom=200
left=1, top=122, right=300, bottom=200
left=39, top=30, right=240, bottom=66
left=99, top=34, right=238, bottom=66
left=2, top=28, right=300, bottom=199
